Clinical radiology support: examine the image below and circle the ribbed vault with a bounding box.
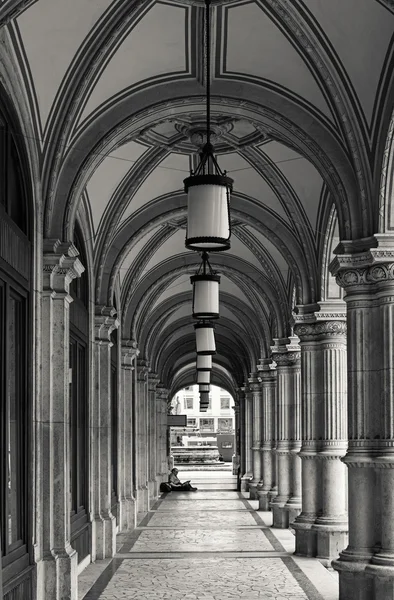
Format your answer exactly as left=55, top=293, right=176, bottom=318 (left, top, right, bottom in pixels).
left=4, top=0, right=393, bottom=389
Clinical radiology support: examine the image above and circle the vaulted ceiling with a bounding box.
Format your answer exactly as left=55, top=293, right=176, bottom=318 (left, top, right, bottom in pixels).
left=4, top=0, right=394, bottom=395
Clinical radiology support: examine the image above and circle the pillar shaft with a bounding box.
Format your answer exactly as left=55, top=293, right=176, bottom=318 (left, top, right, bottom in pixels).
left=37, top=241, right=84, bottom=600
left=257, top=360, right=276, bottom=510
left=118, top=342, right=138, bottom=531
left=91, top=307, right=118, bottom=560
left=136, top=360, right=149, bottom=514
left=330, top=237, right=394, bottom=600
left=270, top=338, right=301, bottom=529
left=249, top=374, right=262, bottom=499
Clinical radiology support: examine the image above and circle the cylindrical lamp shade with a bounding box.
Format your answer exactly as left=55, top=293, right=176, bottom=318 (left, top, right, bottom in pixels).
left=196, top=354, right=212, bottom=371
left=191, top=274, right=220, bottom=319
left=195, top=322, right=216, bottom=355
left=184, top=175, right=233, bottom=252
left=200, top=391, right=210, bottom=405
left=199, top=384, right=210, bottom=393
left=197, top=370, right=210, bottom=385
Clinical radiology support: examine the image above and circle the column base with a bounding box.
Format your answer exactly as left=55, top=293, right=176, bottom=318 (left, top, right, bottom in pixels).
left=92, top=513, right=117, bottom=560
left=332, top=554, right=373, bottom=600
left=267, top=486, right=278, bottom=506
left=249, top=482, right=259, bottom=499
left=37, top=545, right=78, bottom=600
left=257, top=488, right=271, bottom=511
left=240, top=473, right=252, bottom=491
left=285, top=505, right=302, bottom=526
left=311, top=521, right=348, bottom=567
left=148, top=479, right=158, bottom=505
left=365, top=563, right=394, bottom=600
left=270, top=500, right=290, bottom=529
left=293, top=517, right=318, bottom=557
left=118, top=496, right=136, bottom=532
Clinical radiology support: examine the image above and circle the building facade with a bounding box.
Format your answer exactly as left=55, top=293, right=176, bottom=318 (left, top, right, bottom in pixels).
left=0, top=2, right=393, bottom=600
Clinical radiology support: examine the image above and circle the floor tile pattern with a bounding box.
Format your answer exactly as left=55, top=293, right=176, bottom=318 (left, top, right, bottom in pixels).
left=130, top=528, right=274, bottom=552
left=81, top=473, right=338, bottom=600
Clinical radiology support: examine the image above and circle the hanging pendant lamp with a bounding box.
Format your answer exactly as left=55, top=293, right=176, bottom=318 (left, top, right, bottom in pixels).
left=196, top=354, right=212, bottom=371
left=184, top=0, right=233, bottom=252
left=195, top=321, right=216, bottom=355
left=191, top=252, right=220, bottom=319
left=199, top=391, right=210, bottom=411
left=197, top=370, right=210, bottom=385
left=199, top=383, right=210, bottom=393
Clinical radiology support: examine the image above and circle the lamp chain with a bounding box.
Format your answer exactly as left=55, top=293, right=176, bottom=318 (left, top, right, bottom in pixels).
left=205, top=0, right=211, bottom=150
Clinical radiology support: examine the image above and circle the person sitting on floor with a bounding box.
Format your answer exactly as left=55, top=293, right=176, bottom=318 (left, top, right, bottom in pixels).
left=168, top=468, right=197, bottom=491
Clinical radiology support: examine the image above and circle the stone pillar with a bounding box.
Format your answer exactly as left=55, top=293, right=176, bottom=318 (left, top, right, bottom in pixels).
left=313, top=319, right=348, bottom=566
left=136, top=359, right=149, bottom=514
left=92, top=306, right=119, bottom=560
left=270, top=338, right=301, bottom=528
left=241, top=385, right=253, bottom=490
left=249, top=374, right=263, bottom=500
left=330, top=236, right=394, bottom=600
left=118, top=341, right=139, bottom=531
left=238, top=388, right=246, bottom=488
left=148, top=372, right=160, bottom=503
left=293, top=311, right=348, bottom=563
left=38, top=240, right=83, bottom=600
left=156, top=385, right=169, bottom=482
left=284, top=349, right=302, bottom=525
left=257, top=359, right=276, bottom=510
left=232, top=399, right=241, bottom=476
left=292, top=314, right=321, bottom=557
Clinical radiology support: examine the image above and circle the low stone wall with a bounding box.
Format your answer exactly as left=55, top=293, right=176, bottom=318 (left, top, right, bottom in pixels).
left=172, top=445, right=220, bottom=464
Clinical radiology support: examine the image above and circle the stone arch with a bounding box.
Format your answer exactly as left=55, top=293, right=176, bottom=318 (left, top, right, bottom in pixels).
left=46, top=83, right=364, bottom=244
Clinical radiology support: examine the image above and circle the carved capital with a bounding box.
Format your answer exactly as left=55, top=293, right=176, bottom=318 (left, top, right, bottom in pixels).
left=272, top=351, right=301, bottom=366
left=121, top=339, right=139, bottom=365
left=294, top=320, right=347, bottom=341
left=330, top=236, right=394, bottom=292
left=95, top=306, right=119, bottom=341
left=148, top=372, right=160, bottom=392
left=43, top=240, right=84, bottom=294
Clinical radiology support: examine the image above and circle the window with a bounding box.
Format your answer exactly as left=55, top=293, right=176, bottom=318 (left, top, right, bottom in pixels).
left=220, top=397, right=230, bottom=410
left=218, top=418, right=233, bottom=432
left=187, top=418, right=197, bottom=427
left=200, top=418, right=214, bottom=432
left=184, top=396, right=193, bottom=410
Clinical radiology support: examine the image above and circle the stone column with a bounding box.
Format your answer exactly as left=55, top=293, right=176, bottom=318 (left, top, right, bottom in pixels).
left=92, top=306, right=119, bottom=560
left=313, top=318, right=348, bottom=566
left=257, top=359, right=276, bottom=510
left=284, top=348, right=302, bottom=525
left=232, top=399, right=241, bottom=477
left=293, top=311, right=348, bottom=563
left=241, top=385, right=253, bottom=490
left=330, top=236, right=394, bottom=600
left=148, top=372, right=160, bottom=503
left=38, top=240, right=83, bottom=600
left=136, top=359, right=149, bottom=514
left=118, top=341, right=139, bottom=531
left=238, top=388, right=246, bottom=488
left=270, top=338, right=301, bottom=528
left=156, top=385, right=169, bottom=482
left=249, top=374, right=263, bottom=500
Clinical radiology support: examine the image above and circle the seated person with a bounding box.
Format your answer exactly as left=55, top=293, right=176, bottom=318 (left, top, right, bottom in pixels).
left=168, top=468, right=197, bottom=491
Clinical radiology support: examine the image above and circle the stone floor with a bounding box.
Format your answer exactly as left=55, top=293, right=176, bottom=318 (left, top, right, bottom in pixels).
left=79, top=472, right=339, bottom=600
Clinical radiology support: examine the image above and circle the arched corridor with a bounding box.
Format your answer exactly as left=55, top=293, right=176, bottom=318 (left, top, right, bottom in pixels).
left=79, top=472, right=338, bottom=600
left=0, top=1, right=394, bottom=599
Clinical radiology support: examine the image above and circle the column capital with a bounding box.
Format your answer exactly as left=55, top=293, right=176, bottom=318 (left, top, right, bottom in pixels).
left=271, top=338, right=301, bottom=367
left=148, top=372, right=160, bottom=392
left=156, top=385, right=169, bottom=401
left=137, top=358, right=150, bottom=382
left=294, top=320, right=347, bottom=342
left=121, top=339, right=139, bottom=366
left=248, top=372, right=261, bottom=393
left=330, top=235, right=394, bottom=293
left=95, top=306, right=119, bottom=341
left=43, top=239, right=84, bottom=293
